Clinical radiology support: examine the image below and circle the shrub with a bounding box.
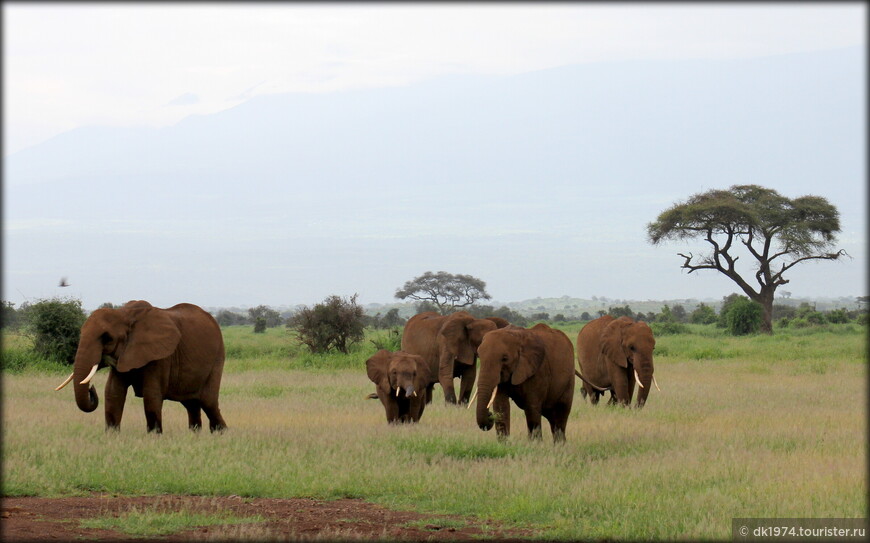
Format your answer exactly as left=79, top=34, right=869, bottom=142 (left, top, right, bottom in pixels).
left=826, top=308, right=849, bottom=324
left=253, top=317, right=267, bottom=334
left=24, top=297, right=87, bottom=364
left=650, top=321, right=689, bottom=335
left=723, top=297, right=763, bottom=336
left=290, top=294, right=365, bottom=354
left=689, top=303, right=717, bottom=325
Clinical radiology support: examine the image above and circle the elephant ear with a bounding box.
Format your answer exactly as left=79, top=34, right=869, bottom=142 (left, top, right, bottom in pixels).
left=467, top=319, right=497, bottom=348
left=439, top=313, right=475, bottom=365
left=411, top=354, right=431, bottom=390
left=600, top=317, right=633, bottom=369
left=366, top=349, right=393, bottom=392
left=116, top=307, right=181, bottom=372
left=512, top=332, right=545, bottom=385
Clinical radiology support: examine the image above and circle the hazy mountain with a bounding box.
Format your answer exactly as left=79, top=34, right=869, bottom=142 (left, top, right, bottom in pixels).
left=5, top=46, right=864, bottom=308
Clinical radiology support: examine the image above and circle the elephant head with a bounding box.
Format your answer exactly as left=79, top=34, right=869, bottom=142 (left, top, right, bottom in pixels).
left=366, top=349, right=430, bottom=401
left=474, top=328, right=545, bottom=430
left=437, top=312, right=498, bottom=367
left=56, top=300, right=181, bottom=413
left=601, top=316, right=656, bottom=408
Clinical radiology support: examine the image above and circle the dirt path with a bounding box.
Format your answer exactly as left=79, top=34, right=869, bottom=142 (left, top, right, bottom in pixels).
left=1, top=494, right=536, bottom=541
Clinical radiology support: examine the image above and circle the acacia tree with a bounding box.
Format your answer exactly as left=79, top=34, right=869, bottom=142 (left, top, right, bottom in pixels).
left=395, top=271, right=491, bottom=315
left=647, top=184, right=846, bottom=334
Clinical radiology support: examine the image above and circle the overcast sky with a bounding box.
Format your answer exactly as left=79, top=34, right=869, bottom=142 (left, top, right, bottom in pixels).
left=3, top=3, right=866, bottom=309
left=5, top=3, right=865, bottom=155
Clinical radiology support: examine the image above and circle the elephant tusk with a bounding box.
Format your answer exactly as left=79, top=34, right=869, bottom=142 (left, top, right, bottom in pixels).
left=634, top=369, right=644, bottom=388
left=80, top=364, right=99, bottom=385
left=396, top=387, right=400, bottom=397
left=412, top=390, right=417, bottom=397
left=487, top=386, right=498, bottom=409
left=467, top=388, right=478, bottom=409
left=653, top=375, right=661, bottom=391
left=55, top=372, right=75, bottom=391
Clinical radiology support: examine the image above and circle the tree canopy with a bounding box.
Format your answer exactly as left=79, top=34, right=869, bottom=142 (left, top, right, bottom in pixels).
left=395, top=271, right=491, bottom=315
left=647, top=184, right=846, bottom=333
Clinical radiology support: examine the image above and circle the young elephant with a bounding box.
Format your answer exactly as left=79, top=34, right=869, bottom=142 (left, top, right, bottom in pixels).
left=576, top=315, right=658, bottom=408
left=54, top=300, right=227, bottom=433
left=474, top=324, right=575, bottom=443
left=366, top=350, right=431, bottom=424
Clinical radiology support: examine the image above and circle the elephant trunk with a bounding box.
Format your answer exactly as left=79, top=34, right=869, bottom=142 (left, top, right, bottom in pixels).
left=475, top=366, right=499, bottom=430
left=634, top=362, right=653, bottom=409
left=72, top=340, right=101, bottom=413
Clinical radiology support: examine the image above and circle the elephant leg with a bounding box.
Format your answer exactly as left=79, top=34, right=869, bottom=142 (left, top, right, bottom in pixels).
left=607, top=391, right=617, bottom=406
left=425, top=384, right=434, bottom=405
left=439, top=356, right=458, bottom=404
left=181, top=400, right=202, bottom=431
left=547, top=406, right=570, bottom=444
left=626, top=368, right=636, bottom=405
left=457, top=363, right=476, bottom=405
left=201, top=399, right=227, bottom=433
left=524, top=406, right=543, bottom=440
left=580, top=387, right=588, bottom=402
left=143, top=396, right=164, bottom=433
left=104, top=372, right=128, bottom=431
left=610, top=368, right=631, bottom=407
left=493, top=392, right=511, bottom=439
left=590, top=389, right=600, bottom=405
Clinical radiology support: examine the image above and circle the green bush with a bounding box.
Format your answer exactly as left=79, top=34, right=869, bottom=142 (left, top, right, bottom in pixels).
left=689, top=303, right=717, bottom=325
left=724, top=297, right=763, bottom=336
left=289, top=294, right=365, bottom=354
left=24, top=297, right=87, bottom=364
left=650, top=321, right=690, bottom=335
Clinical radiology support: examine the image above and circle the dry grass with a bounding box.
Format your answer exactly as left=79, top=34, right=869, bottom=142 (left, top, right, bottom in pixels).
left=2, top=327, right=865, bottom=540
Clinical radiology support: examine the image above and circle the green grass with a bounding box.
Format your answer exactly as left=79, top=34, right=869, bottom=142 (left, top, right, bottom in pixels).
left=2, top=324, right=866, bottom=540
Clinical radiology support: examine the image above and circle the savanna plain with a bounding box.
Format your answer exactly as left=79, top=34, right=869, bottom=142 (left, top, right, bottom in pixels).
left=2, top=323, right=866, bottom=540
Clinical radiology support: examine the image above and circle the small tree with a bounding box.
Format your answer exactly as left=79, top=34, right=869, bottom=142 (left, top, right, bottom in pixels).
left=395, top=271, right=491, bottom=315
left=290, top=294, right=365, bottom=354
left=690, top=303, right=717, bottom=325
left=648, top=184, right=847, bottom=333
left=1, top=301, right=21, bottom=330
left=248, top=305, right=282, bottom=328
left=25, top=297, right=87, bottom=364
left=608, top=305, right=634, bottom=318
left=723, top=297, right=763, bottom=335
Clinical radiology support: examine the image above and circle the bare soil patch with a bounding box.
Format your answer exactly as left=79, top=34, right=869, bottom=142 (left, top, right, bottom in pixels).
left=1, top=494, right=536, bottom=541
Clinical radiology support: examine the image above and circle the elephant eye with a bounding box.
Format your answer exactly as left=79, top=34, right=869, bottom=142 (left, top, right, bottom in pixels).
left=501, top=354, right=509, bottom=362
left=629, top=345, right=636, bottom=351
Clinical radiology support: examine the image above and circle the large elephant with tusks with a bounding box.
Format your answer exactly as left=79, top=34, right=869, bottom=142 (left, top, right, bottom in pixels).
left=401, top=311, right=508, bottom=405
left=55, top=300, right=227, bottom=433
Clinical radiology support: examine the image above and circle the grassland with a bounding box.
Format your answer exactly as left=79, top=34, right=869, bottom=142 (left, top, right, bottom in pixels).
left=2, top=324, right=866, bottom=540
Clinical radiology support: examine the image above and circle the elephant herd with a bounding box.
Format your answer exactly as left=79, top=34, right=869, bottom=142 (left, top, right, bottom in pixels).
left=53, top=301, right=658, bottom=442
left=366, top=310, right=660, bottom=443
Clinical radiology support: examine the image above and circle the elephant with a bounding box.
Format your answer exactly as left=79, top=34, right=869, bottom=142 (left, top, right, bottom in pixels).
left=401, top=311, right=509, bottom=405
left=576, top=315, right=659, bottom=409
left=54, top=300, right=227, bottom=433
left=365, top=349, right=431, bottom=424
left=474, top=323, right=575, bottom=443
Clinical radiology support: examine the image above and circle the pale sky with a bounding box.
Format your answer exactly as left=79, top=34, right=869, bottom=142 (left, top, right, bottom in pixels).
left=3, top=3, right=866, bottom=310
left=5, top=3, right=865, bottom=155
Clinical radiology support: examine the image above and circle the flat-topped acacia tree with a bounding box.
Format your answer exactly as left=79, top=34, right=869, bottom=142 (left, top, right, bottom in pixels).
left=647, top=185, right=847, bottom=334
left=395, top=271, right=491, bottom=315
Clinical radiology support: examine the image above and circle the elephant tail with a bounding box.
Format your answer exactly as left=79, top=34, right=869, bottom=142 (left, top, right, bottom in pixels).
left=365, top=393, right=379, bottom=400
left=575, top=369, right=611, bottom=392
